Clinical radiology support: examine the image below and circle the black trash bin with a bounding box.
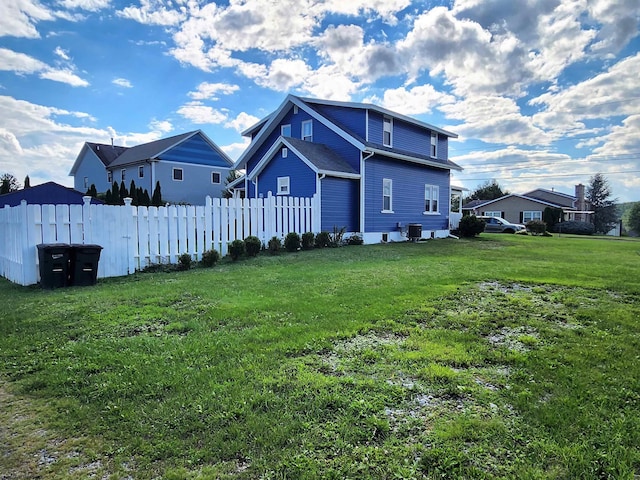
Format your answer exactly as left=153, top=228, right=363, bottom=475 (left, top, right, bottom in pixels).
left=408, top=223, right=422, bottom=241
left=70, top=244, right=103, bottom=286
left=37, top=243, right=71, bottom=289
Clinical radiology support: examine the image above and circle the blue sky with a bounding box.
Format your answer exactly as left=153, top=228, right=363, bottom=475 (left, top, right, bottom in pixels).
left=1, top=0, right=639, bottom=202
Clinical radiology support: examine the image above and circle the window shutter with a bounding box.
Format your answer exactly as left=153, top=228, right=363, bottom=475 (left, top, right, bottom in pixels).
left=519, top=212, right=523, bottom=222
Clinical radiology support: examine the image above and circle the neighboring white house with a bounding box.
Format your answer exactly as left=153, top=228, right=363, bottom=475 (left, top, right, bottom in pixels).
left=70, top=130, right=234, bottom=205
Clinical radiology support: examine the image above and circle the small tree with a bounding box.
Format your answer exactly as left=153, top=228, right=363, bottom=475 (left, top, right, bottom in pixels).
left=119, top=181, right=128, bottom=203
left=627, top=202, right=640, bottom=234
left=229, top=239, right=245, bottom=260
left=543, top=207, right=563, bottom=231
left=244, top=236, right=262, bottom=257
left=284, top=232, right=301, bottom=252
left=0, top=173, right=20, bottom=194
left=152, top=181, right=163, bottom=206
left=23, top=175, right=31, bottom=189
left=222, top=170, right=243, bottom=198
left=110, top=181, right=120, bottom=205
left=587, top=173, right=618, bottom=234
left=86, top=184, right=98, bottom=198
left=129, top=180, right=138, bottom=205
left=458, top=215, right=485, bottom=237
left=464, top=179, right=508, bottom=203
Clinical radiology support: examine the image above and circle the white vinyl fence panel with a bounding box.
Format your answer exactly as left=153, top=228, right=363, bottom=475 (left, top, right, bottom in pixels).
left=0, top=193, right=319, bottom=286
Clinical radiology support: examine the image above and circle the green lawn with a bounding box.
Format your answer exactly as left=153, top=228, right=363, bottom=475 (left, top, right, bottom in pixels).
left=1, top=234, right=639, bottom=479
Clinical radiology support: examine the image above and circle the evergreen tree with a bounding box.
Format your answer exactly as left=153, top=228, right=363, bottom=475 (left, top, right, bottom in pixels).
left=105, top=189, right=113, bottom=204
left=119, top=181, right=128, bottom=203
left=222, top=170, right=243, bottom=198
left=142, top=189, right=151, bottom=206
left=129, top=180, right=138, bottom=205
left=543, top=207, right=563, bottom=231
left=90, top=184, right=98, bottom=198
left=628, top=202, right=640, bottom=234
left=23, top=175, right=31, bottom=188
left=152, top=181, right=163, bottom=206
left=587, top=173, right=618, bottom=234
left=111, top=182, right=120, bottom=205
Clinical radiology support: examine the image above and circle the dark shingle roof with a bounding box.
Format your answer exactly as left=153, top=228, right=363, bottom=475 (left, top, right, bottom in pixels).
left=285, top=138, right=357, bottom=175
left=108, top=131, right=197, bottom=168
left=0, top=182, right=103, bottom=208
left=86, top=143, right=129, bottom=167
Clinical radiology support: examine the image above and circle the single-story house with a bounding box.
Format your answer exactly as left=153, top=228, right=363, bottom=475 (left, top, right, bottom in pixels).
left=0, top=182, right=103, bottom=208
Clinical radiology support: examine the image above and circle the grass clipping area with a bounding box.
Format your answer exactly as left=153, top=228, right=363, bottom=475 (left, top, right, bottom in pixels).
left=0, top=235, right=639, bottom=479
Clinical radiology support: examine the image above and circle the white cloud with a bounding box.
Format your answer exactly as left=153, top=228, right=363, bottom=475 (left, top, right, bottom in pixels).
left=0, top=0, right=53, bottom=38
left=177, top=101, right=228, bottom=124
left=367, top=85, right=457, bottom=115
left=220, top=139, right=251, bottom=162
left=117, top=0, right=185, bottom=26
left=148, top=119, right=172, bottom=133
left=0, top=47, right=89, bottom=86
left=112, top=77, right=133, bottom=88
left=225, top=112, right=260, bottom=133
left=587, top=0, right=640, bottom=55
left=54, top=46, right=70, bottom=60
left=188, top=82, right=239, bottom=101
left=57, top=0, right=111, bottom=12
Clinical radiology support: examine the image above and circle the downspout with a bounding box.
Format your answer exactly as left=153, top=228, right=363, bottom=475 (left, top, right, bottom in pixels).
left=360, top=151, right=374, bottom=235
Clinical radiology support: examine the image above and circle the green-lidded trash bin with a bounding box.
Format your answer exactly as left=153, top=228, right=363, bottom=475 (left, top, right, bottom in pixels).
left=70, top=244, right=103, bottom=286
left=37, top=243, right=71, bottom=289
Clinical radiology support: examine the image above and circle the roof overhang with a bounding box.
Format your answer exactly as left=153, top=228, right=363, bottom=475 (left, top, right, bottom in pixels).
left=365, top=148, right=463, bottom=171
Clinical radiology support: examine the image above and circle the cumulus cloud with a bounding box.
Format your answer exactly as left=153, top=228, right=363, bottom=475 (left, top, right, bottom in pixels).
left=117, top=0, right=185, bottom=26
left=0, top=47, right=89, bottom=86
left=177, top=102, right=228, bottom=124
left=0, top=0, right=54, bottom=38
left=188, top=82, right=239, bottom=101
left=57, top=0, right=111, bottom=12
left=367, top=85, right=457, bottom=115
left=225, top=112, right=260, bottom=133
left=112, top=77, right=133, bottom=88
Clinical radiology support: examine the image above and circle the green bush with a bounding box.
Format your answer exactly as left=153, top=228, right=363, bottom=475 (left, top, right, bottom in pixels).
left=552, top=221, right=595, bottom=235
left=526, top=219, right=547, bottom=235
left=268, top=236, right=282, bottom=255
left=458, top=215, right=485, bottom=237
left=315, top=231, right=331, bottom=248
left=229, top=239, right=245, bottom=260
left=329, top=226, right=346, bottom=247
left=284, top=232, right=301, bottom=252
left=301, top=232, right=315, bottom=250
left=200, top=249, right=220, bottom=267
left=244, top=236, right=262, bottom=257
left=177, top=253, right=192, bottom=270
left=347, top=234, right=364, bottom=245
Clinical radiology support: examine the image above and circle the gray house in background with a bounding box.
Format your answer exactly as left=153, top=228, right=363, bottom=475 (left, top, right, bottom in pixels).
left=463, top=185, right=592, bottom=224
left=70, top=130, right=234, bottom=205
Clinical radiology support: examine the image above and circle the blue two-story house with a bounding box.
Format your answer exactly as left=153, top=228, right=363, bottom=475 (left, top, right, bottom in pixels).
left=70, top=130, right=233, bottom=205
left=232, top=95, right=462, bottom=243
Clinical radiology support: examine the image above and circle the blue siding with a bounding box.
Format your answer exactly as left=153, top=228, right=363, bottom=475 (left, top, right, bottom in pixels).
left=159, top=134, right=230, bottom=167
left=368, top=111, right=384, bottom=144
left=313, top=105, right=367, bottom=138
left=364, top=156, right=450, bottom=232
left=74, top=149, right=111, bottom=193
left=437, top=134, right=448, bottom=161
left=155, top=162, right=230, bottom=205
left=320, top=177, right=359, bottom=232
left=256, top=150, right=317, bottom=198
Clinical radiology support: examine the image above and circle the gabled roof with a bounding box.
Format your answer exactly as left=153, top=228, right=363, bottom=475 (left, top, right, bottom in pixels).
left=235, top=95, right=461, bottom=172
left=0, top=182, right=103, bottom=208
left=69, top=142, right=128, bottom=175
left=523, top=188, right=576, bottom=200
left=108, top=131, right=200, bottom=168
left=465, top=194, right=575, bottom=210
left=248, top=136, right=360, bottom=181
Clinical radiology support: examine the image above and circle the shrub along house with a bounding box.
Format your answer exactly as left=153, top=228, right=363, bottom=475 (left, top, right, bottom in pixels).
left=70, top=130, right=234, bottom=205
left=231, top=95, right=462, bottom=243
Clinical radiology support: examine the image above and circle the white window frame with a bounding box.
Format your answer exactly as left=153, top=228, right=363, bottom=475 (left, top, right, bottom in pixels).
left=383, top=116, right=392, bottom=147
left=282, top=147, right=288, bottom=158
left=382, top=178, right=393, bottom=213
left=431, top=132, right=437, bottom=157
left=424, top=184, right=439, bottom=214
left=277, top=176, right=290, bottom=195
left=293, top=105, right=299, bottom=114
left=138, top=166, right=144, bottom=178
left=450, top=192, right=461, bottom=213
left=121, top=169, right=126, bottom=182
left=172, top=167, right=183, bottom=181
left=107, top=171, right=113, bottom=183
left=484, top=211, right=502, bottom=217
left=281, top=124, right=291, bottom=137
left=83, top=177, right=89, bottom=189
left=302, top=120, right=313, bottom=142
left=523, top=211, right=542, bottom=223
left=211, top=172, right=221, bottom=184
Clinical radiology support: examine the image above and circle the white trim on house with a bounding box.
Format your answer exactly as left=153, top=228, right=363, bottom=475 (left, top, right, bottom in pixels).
left=383, top=116, right=392, bottom=147
left=172, top=167, right=183, bottom=181
left=382, top=178, right=393, bottom=213
left=277, top=176, right=290, bottom=195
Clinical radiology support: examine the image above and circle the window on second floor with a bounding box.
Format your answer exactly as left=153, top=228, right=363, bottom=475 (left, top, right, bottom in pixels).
left=383, top=116, right=392, bottom=147
left=302, top=120, right=313, bottom=142
left=431, top=132, right=437, bottom=157
left=382, top=178, right=393, bottom=212
left=277, top=176, right=290, bottom=195
left=211, top=172, right=221, bottom=184
left=173, top=168, right=183, bottom=181
left=424, top=185, right=439, bottom=213
left=83, top=177, right=89, bottom=189
left=121, top=169, right=126, bottom=182
left=281, top=124, right=291, bottom=137
left=138, top=166, right=144, bottom=178
left=107, top=171, right=113, bottom=183
left=282, top=147, right=288, bottom=158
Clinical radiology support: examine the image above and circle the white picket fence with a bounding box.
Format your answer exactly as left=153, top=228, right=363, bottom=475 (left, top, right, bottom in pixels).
left=0, top=194, right=320, bottom=286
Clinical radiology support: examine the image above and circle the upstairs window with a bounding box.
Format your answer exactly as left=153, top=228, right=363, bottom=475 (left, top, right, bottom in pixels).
left=302, top=120, right=313, bottom=142
left=83, top=177, right=89, bottom=189
left=430, top=132, right=437, bottom=157
left=282, top=147, right=288, bottom=158
left=382, top=178, right=393, bottom=212
left=121, top=169, right=126, bottom=182
left=293, top=105, right=299, bottom=114
left=277, top=176, right=290, bottom=195
left=281, top=124, right=291, bottom=137
left=424, top=185, right=439, bottom=213
left=107, top=171, right=113, bottom=183
left=173, top=168, right=183, bottom=181
left=211, top=172, right=221, bottom=184
left=383, top=116, right=392, bottom=147
left=138, top=166, right=144, bottom=178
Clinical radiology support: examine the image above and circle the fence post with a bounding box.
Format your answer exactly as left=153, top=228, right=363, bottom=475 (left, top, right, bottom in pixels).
left=82, top=196, right=93, bottom=244
left=124, top=198, right=137, bottom=274
left=312, top=194, right=321, bottom=233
